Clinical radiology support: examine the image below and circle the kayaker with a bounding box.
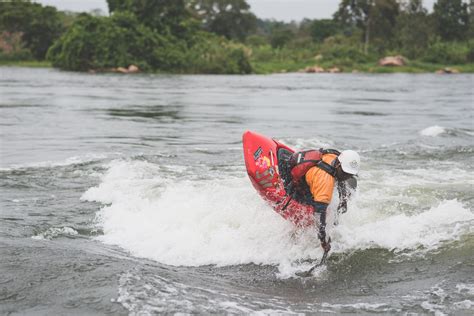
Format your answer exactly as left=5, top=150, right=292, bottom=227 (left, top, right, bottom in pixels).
left=280, top=149, right=360, bottom=252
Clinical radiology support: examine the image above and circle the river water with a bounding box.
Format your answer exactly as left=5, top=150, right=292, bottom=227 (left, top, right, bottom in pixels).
left=1, top=67, right=473, bottom=315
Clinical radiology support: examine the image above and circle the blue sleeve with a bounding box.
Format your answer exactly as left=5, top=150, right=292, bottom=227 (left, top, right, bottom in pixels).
left=312, top=202, right=328, bottom=241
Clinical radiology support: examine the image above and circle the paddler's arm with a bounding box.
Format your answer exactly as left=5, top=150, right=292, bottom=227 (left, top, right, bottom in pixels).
left=313, top=202, right=331, bottom=252
left=337, top=176, right=358, bottom=214
left=305, top=167, right=334, bottom=252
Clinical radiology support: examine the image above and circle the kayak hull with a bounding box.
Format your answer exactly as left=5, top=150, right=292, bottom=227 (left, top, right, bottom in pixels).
left=242, top=131, right=314, bottom=226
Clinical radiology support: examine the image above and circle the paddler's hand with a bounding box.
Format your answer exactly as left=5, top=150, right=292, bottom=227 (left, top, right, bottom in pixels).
left=318, top=228, right=331, bottom=252
left=337, top=200, right=347, bottom=214
left=320, top=237, right=331, bottom=252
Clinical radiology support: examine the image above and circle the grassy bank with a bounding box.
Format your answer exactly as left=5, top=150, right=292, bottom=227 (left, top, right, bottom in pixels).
left=251, top=59, right=474, bottom=74
left=0, top=60, right=52, bottom=68
left=1, top=59, right=473, bottom=74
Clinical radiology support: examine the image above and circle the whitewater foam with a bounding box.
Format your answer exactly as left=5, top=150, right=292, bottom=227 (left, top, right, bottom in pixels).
left=32, top=226, right=78, bottom=240
left=334, top=200, right=473, bottom=253
left=420, top=125, right=446, bottom=137
left=83, top=159, right=474, bottom=271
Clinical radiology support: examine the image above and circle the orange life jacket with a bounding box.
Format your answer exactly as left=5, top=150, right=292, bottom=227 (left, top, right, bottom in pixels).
left=289, top=149, right=340, bottom=184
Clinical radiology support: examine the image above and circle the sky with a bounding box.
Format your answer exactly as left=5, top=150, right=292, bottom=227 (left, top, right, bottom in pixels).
left=36, top=0, right=439, bottom=22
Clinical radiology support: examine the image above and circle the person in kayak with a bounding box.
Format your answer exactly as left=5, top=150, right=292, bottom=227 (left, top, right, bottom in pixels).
left=279, top=149, right=360, bottom=252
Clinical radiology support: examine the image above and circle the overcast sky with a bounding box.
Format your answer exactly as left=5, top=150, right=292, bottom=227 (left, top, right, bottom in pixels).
left=36, top=0, right=439, bottom=21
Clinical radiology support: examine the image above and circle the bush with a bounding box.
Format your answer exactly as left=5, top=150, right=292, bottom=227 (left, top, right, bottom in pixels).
left=422, top=41, right=470, bottom=64
left=245, top=34, right=268, bottom=47
left=0, top=1, right=64, bottom=59
left=0, top=50, right=33, bottom=61
left=0, top=31, right=33, bottom=61
left=186, top=33, right=252, bottom=74
left=466, top=40, right=474, bottom=63
left=47, top=13, right=155, bottom=71
left=320, top=36, right=374, bottom=66
left=47, top=12, right=252, bottom=74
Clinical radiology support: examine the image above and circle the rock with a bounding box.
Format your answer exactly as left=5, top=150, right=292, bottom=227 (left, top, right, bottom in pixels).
left=328, top=67, right=341, bottom=73
left=116, top=67, right=128, bottom=73
left=436, top=67, right=460, bottom=74
left=352, top=69, right=360, bottom=73
left=128, top=64, right=140, bottom=73
left=304, top=66, right=325, bottom=73
left=378, top=55, right=406, bottom=67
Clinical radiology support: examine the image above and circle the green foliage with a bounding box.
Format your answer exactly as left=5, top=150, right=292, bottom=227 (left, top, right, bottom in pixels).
left=270, top=25, right=294, bottom=48
left=0, top=59, right=51, bottom=67
left=469, top=0, right=474, bottom=39
left=47, top=11, right=252, bottom=74
left=0, top=31, right=33, bottom=60
left=423, top=40, right=473, bottom=64
left=368, top=0, right=399, bottom=52
left=187, top=32, right=252, bottom=73
left=107, top=0, right=192, bottom=37
left=395, top=0, right=433, bottom=59
left=318, top=35, right=372, bottom=66
left=47, top=12, right=172, bottom=71
left=310, top=19, right=339, bottom=43
left=3, top=0, right=473, bottom=73
left=0, top=0, right=64, bottom=59
left=433, top=0, right=469, bottom=41
left=0, top=48, right=32, bottom=61
left=188, top=0, right=257, bottom=41
left=245, top=34, right=268, bottom=46
left=334, top=0, right=400, bottom=53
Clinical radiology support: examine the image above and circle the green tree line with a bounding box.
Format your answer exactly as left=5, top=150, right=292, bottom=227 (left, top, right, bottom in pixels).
left=0, top=0, right=473, bottom=73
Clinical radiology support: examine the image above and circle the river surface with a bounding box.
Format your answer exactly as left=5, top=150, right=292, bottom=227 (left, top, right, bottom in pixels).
left=1, top=67, right=473, bottom=315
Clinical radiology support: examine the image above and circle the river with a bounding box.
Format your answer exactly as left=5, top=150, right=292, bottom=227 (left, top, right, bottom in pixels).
left=1, top=67, right=473, bottom=314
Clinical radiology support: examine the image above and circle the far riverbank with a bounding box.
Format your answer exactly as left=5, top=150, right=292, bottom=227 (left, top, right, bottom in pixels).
left=1, top=60, right=473, bottom=74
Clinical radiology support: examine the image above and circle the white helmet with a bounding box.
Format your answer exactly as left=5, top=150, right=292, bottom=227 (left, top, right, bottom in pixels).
left=338, top=150, right=360, bottom=175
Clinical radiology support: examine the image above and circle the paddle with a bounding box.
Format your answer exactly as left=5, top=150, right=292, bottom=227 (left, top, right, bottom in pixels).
left=295, top=238, right=331, bottom=277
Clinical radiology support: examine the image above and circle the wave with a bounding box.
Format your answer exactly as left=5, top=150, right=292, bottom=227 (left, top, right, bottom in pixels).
left=83, top=159, right=474, bottom=272
left=418, top=125, right=473, bottom=138
left=420, top=125, right=446, bottom=137
left=32, top=226, right=78, bottom=240
left=0, top=153, right=109, bottom=171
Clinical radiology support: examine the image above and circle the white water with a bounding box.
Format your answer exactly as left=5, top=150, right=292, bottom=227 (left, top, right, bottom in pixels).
left=420, top=125, right=446, bottom=137
left=82, top=159, right=474, bottom=272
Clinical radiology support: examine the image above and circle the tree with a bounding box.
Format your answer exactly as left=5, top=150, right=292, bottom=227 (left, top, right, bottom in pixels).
left=432, top=0, right=469, bottom=41
left=310, top=19, right=339, bottom=43
left=334, top=0, right=374, bottom=53
left=187, top=0, right=257, bottom=40
left=269, top=22, right=294, bottom=48
left=47, top=11, right=253, bottom=74
left=334, top=0, right=399, bottom=54
left=47, top=12, right=169, bottom=71
left=107, top=0, right=192, bottom=37
left=369, top=0, right=400, bottom=52
left=466, top=0, right=474, bottom=39
left=395, top=0, right=433, bottom=58
left=0, top=0, right=64, bottom=59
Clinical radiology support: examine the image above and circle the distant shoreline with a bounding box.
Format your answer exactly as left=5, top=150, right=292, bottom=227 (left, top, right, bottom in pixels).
left=1, top=60, right=473, bottom=74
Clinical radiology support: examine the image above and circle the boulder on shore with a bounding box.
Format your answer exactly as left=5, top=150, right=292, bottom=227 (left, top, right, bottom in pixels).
left=111, top=65, right=141, bottom=74
left=303, top=66, right=325, bottom=73
left=299, top=65, right=344, bottom=73
left=378, top=55, right=406, bottom=67
left=116, top=67, right=128, bottom=73
left=128, top=64, right=140, bottom=73
left=435, top=67, right=460, bottom=74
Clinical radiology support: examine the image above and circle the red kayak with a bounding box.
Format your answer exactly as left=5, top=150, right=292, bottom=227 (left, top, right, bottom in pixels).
left=242, top=131, right=315, bottom=227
